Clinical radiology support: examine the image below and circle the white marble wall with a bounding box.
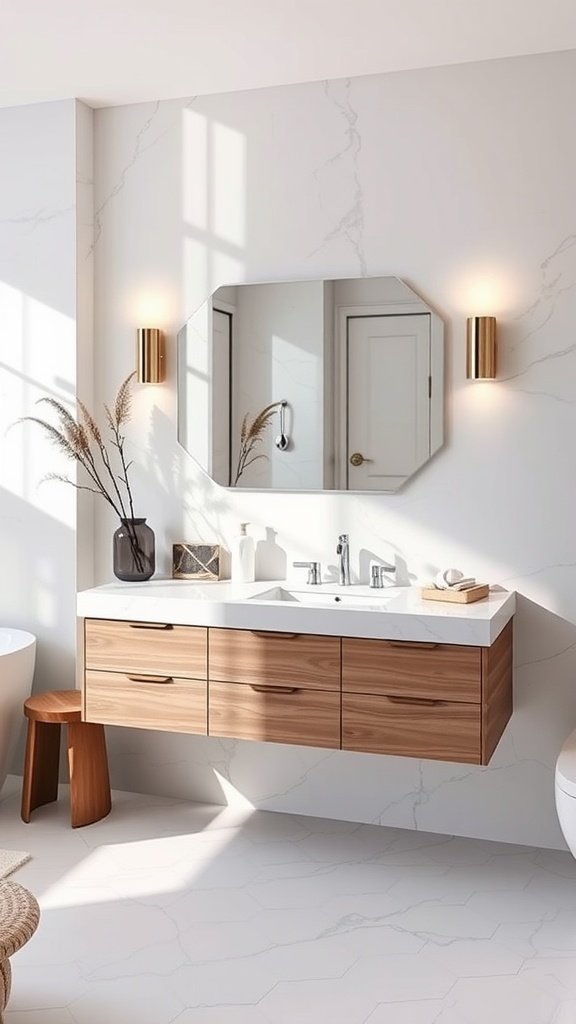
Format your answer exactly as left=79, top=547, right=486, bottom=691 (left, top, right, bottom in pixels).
left=93, top=50, right=576, bottom=849
left=0, top=100, right=81, bottom=701
left=75, top=102, right=95, bottom=591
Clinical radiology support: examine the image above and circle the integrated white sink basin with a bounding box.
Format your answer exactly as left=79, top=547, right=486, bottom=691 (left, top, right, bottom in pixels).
left=76, top=579, right=516, bottom=647
left=249, top=586, right=395, bottom=610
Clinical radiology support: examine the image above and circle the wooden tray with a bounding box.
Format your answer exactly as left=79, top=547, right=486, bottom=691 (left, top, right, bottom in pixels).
left=421, top=584, right=489, bottom=604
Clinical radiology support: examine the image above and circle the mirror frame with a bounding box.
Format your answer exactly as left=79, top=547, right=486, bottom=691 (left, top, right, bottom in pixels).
left=177, top=275, right=445, bottom=493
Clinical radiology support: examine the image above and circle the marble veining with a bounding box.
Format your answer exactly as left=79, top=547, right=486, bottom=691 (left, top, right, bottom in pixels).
left=311, top=78, right=366, bottom=276
left=92, top=51, right=576, bottom=850
left=3, top=779, right=576, bottom=1024
left=0, top=206, right=74, bottom=231
left=92, top=100, right=163, bottom=250
left=512, top=233, right=576, bottom=349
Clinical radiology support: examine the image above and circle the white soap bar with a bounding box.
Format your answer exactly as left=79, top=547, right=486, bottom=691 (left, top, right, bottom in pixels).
left=434, top=568, right=464, bottom=589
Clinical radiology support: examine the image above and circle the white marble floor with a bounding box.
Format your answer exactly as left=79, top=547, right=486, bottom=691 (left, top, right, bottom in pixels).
left=1, top=778, right=576, bottom=1023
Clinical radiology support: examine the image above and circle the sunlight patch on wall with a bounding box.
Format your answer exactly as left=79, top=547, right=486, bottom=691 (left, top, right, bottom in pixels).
left=213, top=770, right=255, bottom=811
left=183, top=235, right=210, bottom=314
left=0, top=280, right=75, bottom=530
left=183, top=109, right=208, bottom=231
left=212, top=122, right=246, bottom=248
left=182, top=108, right=246, bottom=316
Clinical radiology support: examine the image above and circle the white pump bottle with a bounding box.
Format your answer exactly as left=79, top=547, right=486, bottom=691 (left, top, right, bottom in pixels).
left=231, top=522, right=255, bottom=583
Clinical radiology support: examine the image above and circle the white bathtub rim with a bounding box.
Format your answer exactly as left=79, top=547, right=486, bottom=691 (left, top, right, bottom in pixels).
left=0, top=629, right=36, bottom=656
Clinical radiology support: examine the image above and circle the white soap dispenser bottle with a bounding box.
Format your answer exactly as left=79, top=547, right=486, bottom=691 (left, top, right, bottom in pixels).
left=231, top=522, right=255, bottom=583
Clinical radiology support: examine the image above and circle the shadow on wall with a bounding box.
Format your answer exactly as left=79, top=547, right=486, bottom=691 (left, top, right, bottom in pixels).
left=0, top=486, right=76, bottom=774
left=0, top=486, right=75, bottom=690
left=358, top=547, right=414, bottom=587
left=103, top=726, right=231, bottom=806
left=113, top=402, right=284, bottom=582
left=140, top=404, right=233, bottom=576
left=255, top=528, right=287, bottom=581
left=511, top=596, right=576, bottom=753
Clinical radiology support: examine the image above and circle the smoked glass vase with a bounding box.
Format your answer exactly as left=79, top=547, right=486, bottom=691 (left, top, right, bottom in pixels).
left=113, top=518, right=155, bottom=582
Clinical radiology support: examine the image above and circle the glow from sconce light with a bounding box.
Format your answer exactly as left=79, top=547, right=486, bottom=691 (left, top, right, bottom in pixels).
left=126, top=283, right=178, bottom=324
left=467, top=316, right=497, bottom=380
left=137, top=328, right=165, bottom=384
left=449, top=267, right=520, bottom=315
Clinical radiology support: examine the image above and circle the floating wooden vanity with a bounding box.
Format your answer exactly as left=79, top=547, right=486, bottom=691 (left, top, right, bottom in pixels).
left=81, top=612, right=513, bottom=765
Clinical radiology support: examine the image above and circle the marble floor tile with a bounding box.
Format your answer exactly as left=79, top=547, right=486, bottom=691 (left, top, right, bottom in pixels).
left=171, top=1011, right=273, bottom=1024
left=553, top=1002, right=576, bottom=1024
left=446, top=975, right=560, bottom=1024
left=364, top=1001, right=463, bottom=1024
left=6, top=1012, right=77, bottom=1024
left=1, top=777, right=576, bottom=1023
left=421, top=936, right=525, bottom=977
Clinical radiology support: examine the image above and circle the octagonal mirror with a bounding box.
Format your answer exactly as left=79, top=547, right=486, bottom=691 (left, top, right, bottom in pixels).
left=177, top=275, right=444, bottom=492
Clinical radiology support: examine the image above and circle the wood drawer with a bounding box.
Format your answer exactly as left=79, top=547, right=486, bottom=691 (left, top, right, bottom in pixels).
left=342, top=637, right=481, bottom=703
left=209, top=681, right=340, bottom=749
left=209, top=629, right=340, bottom=692
left=84, top=670, right=207, bottom=734
left=342, top=693, right=481, bottom=763
left=85, top=619, right=207, bottom=679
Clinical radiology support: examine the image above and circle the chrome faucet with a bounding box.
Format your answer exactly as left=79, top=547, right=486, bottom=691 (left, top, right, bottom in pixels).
left=336, top=534, right=351, bottom=586
left=293, top=560, right=322, bottom=585
left=370, top=563, right=396, bottom=588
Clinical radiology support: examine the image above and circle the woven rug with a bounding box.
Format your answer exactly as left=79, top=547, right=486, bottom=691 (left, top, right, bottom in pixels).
left=0, top=851, right=30, bottom=880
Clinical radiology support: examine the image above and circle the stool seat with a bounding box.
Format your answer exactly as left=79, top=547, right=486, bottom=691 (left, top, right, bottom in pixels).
left=24, top=690, right=81, bottom=724
left=21, top=689, right=111, bottom=828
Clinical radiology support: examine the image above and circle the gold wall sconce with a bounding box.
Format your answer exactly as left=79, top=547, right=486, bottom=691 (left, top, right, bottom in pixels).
left=466, top=316, right=497, bottom=380
left=136, top=328, right=165, bottom=383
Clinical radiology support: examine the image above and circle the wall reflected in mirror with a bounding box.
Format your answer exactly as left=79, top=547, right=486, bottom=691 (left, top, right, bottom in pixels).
left=177, top=276, right=444, bottom=492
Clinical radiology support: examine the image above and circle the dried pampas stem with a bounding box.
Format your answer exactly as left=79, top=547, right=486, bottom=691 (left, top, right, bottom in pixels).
left=18, top=372, right=144, bottom=572
left=233, top=401, right=282, bottom=486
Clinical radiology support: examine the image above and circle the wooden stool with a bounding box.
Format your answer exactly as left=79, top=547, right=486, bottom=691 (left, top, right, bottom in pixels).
left=21, top=690, right=111, bottom=828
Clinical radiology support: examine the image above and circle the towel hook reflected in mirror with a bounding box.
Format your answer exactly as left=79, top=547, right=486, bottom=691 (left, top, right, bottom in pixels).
left=274, top=400, right=289, bottom=451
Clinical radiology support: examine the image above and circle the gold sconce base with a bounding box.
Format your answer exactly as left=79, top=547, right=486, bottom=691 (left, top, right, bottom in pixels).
left=137, top=328, right=165, bottom=383
left=466, top=316, right=496, bottom=380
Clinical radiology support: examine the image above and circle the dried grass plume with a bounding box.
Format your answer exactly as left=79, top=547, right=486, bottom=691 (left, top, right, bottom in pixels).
left=234, top=401, right=281, bottom=486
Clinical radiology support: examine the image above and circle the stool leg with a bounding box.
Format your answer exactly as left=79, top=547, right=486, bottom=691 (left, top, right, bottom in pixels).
left=0, top=957, right=11, bottom=1022
left=67, top=722, right=111, bottom=828
left=21, top=719, right=61, bottom=823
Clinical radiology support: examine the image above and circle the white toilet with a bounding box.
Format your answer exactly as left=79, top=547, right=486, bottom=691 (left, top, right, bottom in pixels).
left=555, top=729, right=576, bottom=856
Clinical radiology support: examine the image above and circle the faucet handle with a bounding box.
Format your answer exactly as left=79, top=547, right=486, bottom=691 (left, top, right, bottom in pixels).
left=370, top=563, right=396, bottom=588
left=293, top=561, right=322, bottom=585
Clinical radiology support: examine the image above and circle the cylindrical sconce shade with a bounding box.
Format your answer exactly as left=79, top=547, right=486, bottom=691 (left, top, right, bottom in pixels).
left=136, top=328, right=165, bottom=383
left=466, top=316, right=496, bottom=379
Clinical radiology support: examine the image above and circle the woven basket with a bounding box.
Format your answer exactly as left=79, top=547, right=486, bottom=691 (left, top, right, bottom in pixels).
left=0, top=881, right=40, bottom=1021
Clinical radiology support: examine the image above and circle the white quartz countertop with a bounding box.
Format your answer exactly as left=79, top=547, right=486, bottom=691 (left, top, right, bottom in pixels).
left=77, top=580, right=516, bottom=646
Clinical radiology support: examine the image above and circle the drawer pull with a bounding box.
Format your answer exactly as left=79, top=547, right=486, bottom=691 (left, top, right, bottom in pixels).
left=128, top=622, right=173, bottom=631
left=127, top=674, right=174, bottom=684
left=249, top=684, right=300, bottom=694
left=250, top=631, right=300, bottom=640
left=386, top=641, right=439, bottom=650
left=387, top=695, right=444, bottom=707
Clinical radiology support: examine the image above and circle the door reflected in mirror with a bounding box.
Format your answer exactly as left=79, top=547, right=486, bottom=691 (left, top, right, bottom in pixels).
left=177, top=276, right=444, bottom=493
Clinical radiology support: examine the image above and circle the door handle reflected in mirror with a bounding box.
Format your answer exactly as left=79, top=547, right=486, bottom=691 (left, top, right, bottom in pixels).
left=349, top=452, right=373, bottom=467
